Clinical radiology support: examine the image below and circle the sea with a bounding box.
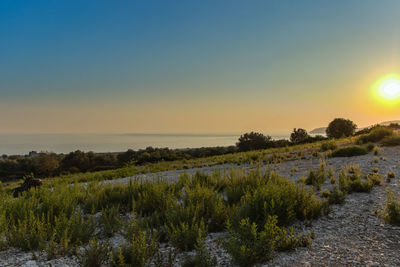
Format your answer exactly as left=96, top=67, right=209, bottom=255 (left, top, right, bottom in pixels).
left=0, top=133, right=290, bottom=155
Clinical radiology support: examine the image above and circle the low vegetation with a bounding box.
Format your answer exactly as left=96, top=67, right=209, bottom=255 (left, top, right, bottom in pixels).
left=383, top=189, right=400, bottom=226
left=357, top=126, right=394, bottom=144
left=380, top=135, right=400, bottom=147
left=330, top=146, right=369, bottom=158
left=0, top=167, right=331, bottom=265
left=0, top=125, right=394, bottom=266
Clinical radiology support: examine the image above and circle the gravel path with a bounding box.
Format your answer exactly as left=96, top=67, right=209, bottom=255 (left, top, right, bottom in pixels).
left=2, top=146, right=400, bottom=266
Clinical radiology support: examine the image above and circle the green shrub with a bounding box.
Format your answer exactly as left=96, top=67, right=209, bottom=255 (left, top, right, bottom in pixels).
left=387, top=172, right=395, bottom=179
left=337, top=169, right=379, bottom=194
left=100, top=205, right=122, bottom=237
left=153, top=248, right=177, bottom=267
left=182, top=238, right=217, bottom=267
left=134, top=181, right=177, bottom=216
left=235, top=173, right=325, bottom=227
left=165, top=218, right=207, bottom=251
left=183, top=184, right=228, bottom=232
left=6, top=210, right=48, bottom=251
left=330, top=146, right=368, bottom=157
left=224, top=216, right=311, bottom=267
left=320, top=141, right=338, bottom=152
left=366, top=173, right=382, bottom=186
left=305, top=161, right=326, bottom=190
left=224, top=169, right=269, bottom=205
left=357, top=126, right=394, bottom=144
left=321, top=190, right=330, bottom=198
left=111, top=219, right=158, bottom=267
left=383, top=189, right=400, bottom=225
left=78, top=238, right=110, bottom=267
left=328, top=186, right=346, bottom=205
left=380, top=135, right=400, bottom=146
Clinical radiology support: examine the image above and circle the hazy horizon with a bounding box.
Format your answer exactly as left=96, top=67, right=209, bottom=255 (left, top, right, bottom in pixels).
left=1, top=0, right=400, bottom=134
left=0, top=132, right=293, bottom=155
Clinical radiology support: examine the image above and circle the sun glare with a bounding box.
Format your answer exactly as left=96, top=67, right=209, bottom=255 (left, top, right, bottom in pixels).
left=372, top=73, right=400, bottom=104
left=379, top=78, right=400, bottom=100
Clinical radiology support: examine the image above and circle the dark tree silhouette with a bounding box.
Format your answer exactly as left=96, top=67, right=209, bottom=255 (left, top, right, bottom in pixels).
left=290, top=128, right=310, bottom=144
left=326, top=118, right=357, bottom=139
left=236, top=132, right=273, bottom=152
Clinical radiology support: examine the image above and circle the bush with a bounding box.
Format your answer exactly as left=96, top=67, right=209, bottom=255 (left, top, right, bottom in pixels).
left=78, top=238, right=110, bottom=267
left=290, top=128, right=310, bottom=144
left=366, top=173, right=382, bottom=186
left=328, top=186, right=346, bottom=204
left=165, top=218, right=208, bottom=251
left=182, top=238, right=217, bottom=267
left=183, top=184, right=227, bottom=232
left=383, top=189, right=400, bottom=225
left=357, top=126, right=394, bottom=144
left=320, top=141, right=338, bottom=152
left=326, top=118, right=357, bottom=139
left=330, top=146, right=368, bottom=157
left=236, top=132, right=274, bottom=152
left=337, top=169, right=379, bottom=194
left=380, top=135, right=400, bottom=146
left=235, top=173, right=325, bottom=227
left=305, top=161, right=326, bottom=190
left=111, top=218, right=158, bottom=267
left=223, top=216, right=311, bottom=267
left=100, top=206, right=121, bottom=237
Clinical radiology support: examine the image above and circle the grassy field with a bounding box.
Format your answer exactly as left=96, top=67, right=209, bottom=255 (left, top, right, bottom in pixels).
left=1, top=132, right=399, bottom=266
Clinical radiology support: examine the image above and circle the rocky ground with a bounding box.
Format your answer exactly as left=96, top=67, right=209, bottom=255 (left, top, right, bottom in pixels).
left=2, top=146, right=400, bottom=266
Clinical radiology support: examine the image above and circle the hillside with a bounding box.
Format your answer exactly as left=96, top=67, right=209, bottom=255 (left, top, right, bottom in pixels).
left=310, top=120, right=400, bottom=135
left=1, top=135, right=400, bottom=266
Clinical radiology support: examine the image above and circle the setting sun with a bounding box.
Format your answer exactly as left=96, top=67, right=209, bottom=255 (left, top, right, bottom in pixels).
left=379, top=77, right=400, bottom=100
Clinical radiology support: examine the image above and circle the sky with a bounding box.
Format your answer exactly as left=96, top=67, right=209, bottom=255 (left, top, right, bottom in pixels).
left=1, top=0, right=400, bottom=134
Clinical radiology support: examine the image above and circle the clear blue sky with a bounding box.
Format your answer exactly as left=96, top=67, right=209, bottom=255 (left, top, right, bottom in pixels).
left=1, top=0, right=399, bottom=133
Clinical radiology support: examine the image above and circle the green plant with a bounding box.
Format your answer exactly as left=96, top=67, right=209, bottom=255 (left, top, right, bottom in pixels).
left=297, top=176, right=307, bottom=185
left=328, top=186, right=346, bottom=205
left=78, top=238, right=110, bottom=267
left=328, top=168, right=335, bottom=184
left=165, top=218, right=207, bottom=251
left=357, top=126, right=394, bottom=144
left=235, top=173, right=325, bottom=227
left=373, top=146, right=381, bottom=155
left=111, top=221, right=158, bottom=267
left=366, top=173, right=382, bottom=186
left=326, top=118, right=357, bottom=139
left=153, top=248, right=177, bottom=267
left=100, top=205, right=122, bottom=237
left=387, top=172, right=395, bottom=179
left=224, top=216, right=311, bottom=267
left=381, top=135, right=400, bottom=146
left=330, top=146, right=368, bottom=157
left=182, top=237, right=217, bottom=267
left=320, top=140, right=338, bottom=152
left=383, top=189, right=400, bottom=225
left=321, top=189, right=330, bottom=198
left=305, top=161, right=326, bottom=190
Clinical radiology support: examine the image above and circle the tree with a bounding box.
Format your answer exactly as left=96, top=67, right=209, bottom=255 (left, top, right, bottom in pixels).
left=326, top=118, right=357, bottom=139
left=290, top=128, right=310, bottom=144
left=33, top=153, right=60, bottom=177
left=236, top=132, right=273, bottom=152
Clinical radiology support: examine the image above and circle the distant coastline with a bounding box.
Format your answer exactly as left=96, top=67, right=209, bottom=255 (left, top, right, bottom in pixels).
left=0, top=133, right=291, bottom=155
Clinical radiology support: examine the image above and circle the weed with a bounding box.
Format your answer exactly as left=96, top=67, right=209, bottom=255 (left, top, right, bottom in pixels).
left=78, top=238, right=110, bottom=267
left=383, top=189, right=400, bottom=225
left=330, top=146, right=368, bottom=158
